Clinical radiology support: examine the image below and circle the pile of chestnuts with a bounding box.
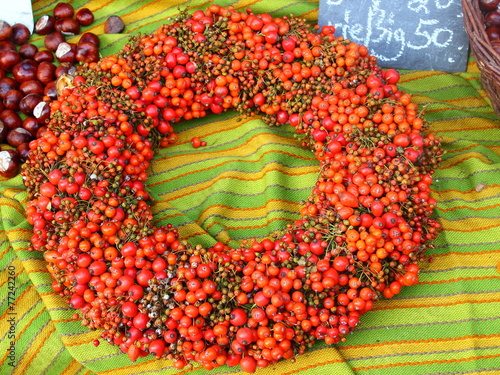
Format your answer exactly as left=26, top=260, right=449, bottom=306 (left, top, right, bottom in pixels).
left=480, top=0, right=500, bottom=54
left=0, top=2, right=103, bottom=178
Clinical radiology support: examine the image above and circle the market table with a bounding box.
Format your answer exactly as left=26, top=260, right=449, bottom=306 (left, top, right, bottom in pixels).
left=1, top=0, right=500, bottom=374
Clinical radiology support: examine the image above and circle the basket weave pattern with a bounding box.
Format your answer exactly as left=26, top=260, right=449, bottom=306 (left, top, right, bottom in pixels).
left=462, top=0, right=500, bottom=116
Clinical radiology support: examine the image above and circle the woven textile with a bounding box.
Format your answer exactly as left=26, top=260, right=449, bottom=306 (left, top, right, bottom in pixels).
left=1, top=1, right=500, bottom=374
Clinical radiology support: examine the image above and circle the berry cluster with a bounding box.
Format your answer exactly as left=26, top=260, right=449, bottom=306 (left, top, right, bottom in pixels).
left=22, top=5, right=442, bottom=373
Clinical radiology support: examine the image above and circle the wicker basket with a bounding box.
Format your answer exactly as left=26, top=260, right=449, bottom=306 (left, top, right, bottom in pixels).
left=462, top=0, right=500, bottom=116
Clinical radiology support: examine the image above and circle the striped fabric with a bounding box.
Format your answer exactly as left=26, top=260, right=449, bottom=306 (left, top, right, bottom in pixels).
left=1, top=0, right=500, bottom=374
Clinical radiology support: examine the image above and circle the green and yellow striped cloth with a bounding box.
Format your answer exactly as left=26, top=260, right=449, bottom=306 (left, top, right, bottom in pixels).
left=2, top=1, right=500, bottom=374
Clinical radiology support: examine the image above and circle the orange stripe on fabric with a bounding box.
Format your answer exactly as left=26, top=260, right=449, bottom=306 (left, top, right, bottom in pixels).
left=372, top=297, right=500, bottom=312
left=419, top=275, right=500, bottom=285
left=278, top=358, right=345, bottom=375
left=433, top=184, right=500, bottom=193
left=442, top=221, right=500, bottom=232
left=432, top=250, right=500, bottom=258
left=351, top=353, right=500, bottom=372
left=437, top=203, right=500, bottom=212
left=342, top=333, right=500, bottom=351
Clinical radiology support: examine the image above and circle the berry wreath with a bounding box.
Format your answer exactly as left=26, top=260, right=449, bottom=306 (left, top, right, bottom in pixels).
left=22, top=4, right=442, bottom=374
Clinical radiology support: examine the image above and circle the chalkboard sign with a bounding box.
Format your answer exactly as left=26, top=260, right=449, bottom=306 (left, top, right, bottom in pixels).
left=318, top=0, right=469, bottom=72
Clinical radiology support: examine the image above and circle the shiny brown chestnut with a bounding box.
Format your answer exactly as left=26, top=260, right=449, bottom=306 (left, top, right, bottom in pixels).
left=12, top=59, right=38, bottom=83
left=20, top=80, right=44, bottom=96
left=19, top=93, right=42, bottom=116
left=10, top=23, right=31, bottom=45
left=491, top=40, right=500, bottom=55
left=0, top=20, right=12, bottom=41
left=3, top=89, right=22, bottom=110
left=53, top=2, right=75, bottom=19
left=19, top=43, right=38, bottom=59
left=0, top=149, right=20, bottom=177
left=0, top=40, right=16, bottom=52
left=76, top=8, right=94, bottom=26
left=0, top=49, right=21, bottom=71
left=58, top=18, right=80, bottom=35
left=33, top=50, right=54, bottom=63
left=55, top=62, right=76, bottom=78
left=76, top=42, right=99, bottom=63
left=34, top=101, right=51, bottom=124
left=79, top=32, right=100, bottom=47
left=0, top=119, right=8, bottom=142
left=36, top=61, right=57, bottom=85
left=6, top=127, right=32, bottom=147
left=36, top=126, right=47, bottom=138
left=486, top=26, right=500, bottom=41
left=44, top=31, right=65, bottom=52
left=16, top=142, right=30, bottom=161
left=35, top=15, right=56, bottom=35
left=480, top=0, right=500, bottom=12
left=485, top=9, right=500, bottom=27
left=22, top=116, right=40, bottom=137
left=0, top=77, right=18, bottom=99
left=55, top=42, right=77, bottom=63
left=43, top=81, right=57, bottom=100
left=0, top=108, right=22, bottom=130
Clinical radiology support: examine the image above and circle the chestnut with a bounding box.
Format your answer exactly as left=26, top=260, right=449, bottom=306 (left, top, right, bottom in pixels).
left=33, top=50, right=54, bottom=63
left=34, top=100, right=50, bottom=124
left=19, top=43, right=38, bottom=59
left=485, top=9, right=500, bottom=27
left=37, top=61, right=57, bottom=85
left=0, top=119, right=8, bottom=142
left=491, top=40, right=500, bottom=55
left=76, top=8, right=94, bottom=26
left=79, top=32, right=100, bottom=47
left=43, top=81, right=57, bottom=100
left=44, top=31, right=65, bottom=52
left=3, top=89, right=22, bottom=110
left=53, top=2, right=75, bottom=19
left=0, top=149, right=20, bottom=177
left=55, top=42, right=77, bottom=63
left=76, top=42, right=99, bottom=63
left=486, top=26, right=500, bottom=41
left=35, top=15, right=56, bottom=35
left=104, top=16, right=125, bottom=34
left=55, top=62, right=76, bottom=78
left=16, top=142, right=30, bottom=161
left=0, top=77, right=18, bottom=99
left=22, top=116, right=40, bottom=136
left=480, top=0, right=500, bottom=12
left=58, top=18, right=80, bottom=35
left=12, top=59, right=38, bottom=83
left=0, top=20, right=12, bottom=41
left=20, top=80, right=44, bottom=96
left=10, top=23, right=31, bottom=45
left=0, top=49, right=21, bottom=71
left=0, top=108, right=22, bottom=130
left=7, top=127, right=32, bottom=147
left=0, top=40, right=16, bottom=52
left=19, top=93, right=42, bottom=116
